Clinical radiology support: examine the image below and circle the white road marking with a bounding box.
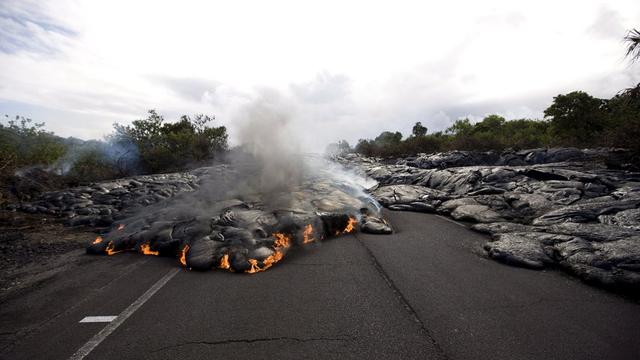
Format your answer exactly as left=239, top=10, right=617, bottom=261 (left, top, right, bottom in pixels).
left=68, top=267, right=180, bottom=360
left=79, top=316, right=117, bottom=323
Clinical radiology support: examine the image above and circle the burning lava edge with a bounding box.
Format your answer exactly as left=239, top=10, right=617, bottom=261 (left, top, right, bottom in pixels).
left=88, top=215, right=367, bottom=274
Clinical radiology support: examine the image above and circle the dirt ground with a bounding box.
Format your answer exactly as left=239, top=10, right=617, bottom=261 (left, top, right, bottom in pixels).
left=0, top=210, right=99, bottom=297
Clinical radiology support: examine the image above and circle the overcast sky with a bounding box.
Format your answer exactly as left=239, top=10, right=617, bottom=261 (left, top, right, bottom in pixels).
left=1, top=0, right=639, bottom=151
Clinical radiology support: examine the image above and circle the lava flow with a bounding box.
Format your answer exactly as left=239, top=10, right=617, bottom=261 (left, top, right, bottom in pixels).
left=245, top=232, right=291, bottom=274
left=273, top=232, right=291, bottom=248
left=219, top=254, right=231, bottom=270
left=105, top=241, right=120, bottom=255
left=343, top=217, right=358, bottom=233
left=302, top=224, right=315, bottom=244
left=179, top=245, right=190, bottom=267
left=140, top=242, right=159, bottom=256
left=86, top=209, right=388, bottom=274
left=335, top=216, right=358, bottom=236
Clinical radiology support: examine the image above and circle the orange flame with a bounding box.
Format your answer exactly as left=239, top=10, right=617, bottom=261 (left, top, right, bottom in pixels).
left=245, top=250, right=285, bottom=274
left=117, top=224, right=125, bottom=231
left=263, top=250, right=284, bottom=267
left=343, top=216, right=357, bottom=233
left=93, top=236, right=103, bottom=244
left=219, top=254, right=230, bottom=270
left=140, top=242, right=159, bottom=256
left=244, top=232, right=291, bottom=274
left=246, top=259, right=261, bottom=274
left=303, top=224, right=315, bottom=244
left=179, top=245, right=190, bottom=267
left=273, top=233, right=291, bottom=249
left=105, top=241, right=120, bottom=255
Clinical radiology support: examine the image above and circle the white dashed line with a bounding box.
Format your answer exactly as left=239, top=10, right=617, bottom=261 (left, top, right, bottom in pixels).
left=69, top=267, right=180, bottom=360
left=79, top=316, right=117, bottom=323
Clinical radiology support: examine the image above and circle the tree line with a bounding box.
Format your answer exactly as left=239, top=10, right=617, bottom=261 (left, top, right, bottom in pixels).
left=0, top=110, right=228, bottom=192
left=330, top=87, right=639, bottom=162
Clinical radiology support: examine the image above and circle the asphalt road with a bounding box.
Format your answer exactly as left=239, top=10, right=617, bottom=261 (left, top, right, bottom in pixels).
left=1, top=211, right=639, bottom=360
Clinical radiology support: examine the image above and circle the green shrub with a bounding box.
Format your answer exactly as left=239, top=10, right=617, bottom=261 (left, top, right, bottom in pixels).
left=65, top=148, right=119, bottom=183
left=544, top=91, right=608, bottom=146
left=112, top=110, right=228, bottom=173
left=0, top=116, right=67, bottom=174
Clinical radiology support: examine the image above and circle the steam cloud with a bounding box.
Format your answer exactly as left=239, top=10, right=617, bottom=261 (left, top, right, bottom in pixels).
left=235, top=90, right=306, bottom=194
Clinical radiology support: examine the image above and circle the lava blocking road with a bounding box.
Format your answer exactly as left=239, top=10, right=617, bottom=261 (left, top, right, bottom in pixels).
left=1, top=211, right=639, bottom=360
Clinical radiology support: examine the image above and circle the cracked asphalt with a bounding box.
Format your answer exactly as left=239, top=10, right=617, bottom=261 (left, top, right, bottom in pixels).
left=1, top=211, right=639, bottom=359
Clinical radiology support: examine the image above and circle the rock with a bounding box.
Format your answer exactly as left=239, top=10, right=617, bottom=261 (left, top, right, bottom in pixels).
left=186, top=237, right=218, bottom=270
left=388, top=202, right=436, bottom=212
left=556, top=237, right=640, bottom=288
left=548, top=223, right=639, bottom=242
left=438, top=198, right=479, bottom=213
left=599, top=208, right=640, bottom=230
left=471, top=222, right=544, bottom=235
left=396, top=147, right=606, bottom=171
left=373, top=184, right=448, bottom=207
left=451, top=205, right=504, bottom=223
left=533, top=198, right=640, bottom=225
left=361, top=216, right=393, bottom=234
left=400, top=150, right=500, bottom=169
left=484, top=232, right=570, bottom=269
left=505, top=193, right=553, bottom=214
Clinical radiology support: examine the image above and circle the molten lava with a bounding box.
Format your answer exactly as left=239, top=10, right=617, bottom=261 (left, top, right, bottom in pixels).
left=105, top=241, right=120, bottom=255
left=273, top=232, right=291, bottom=249
left=179, top=244, right=190, bottom=267
left=263, top=250, right=284, bottom=266
left=90, top=210, right=365, bottom=273
left=244, top=249, right=286, bottom=274
left=303, top=224, right=315, bottom=244
left=244, top=232, right=292, bottom=274
left=140, top=242, right=159, bottom=256
left=219, top=254, right=231, bottom=270
left=246, top=259, right=261, bottom=274
left=343, top=216, right=357, bottom=233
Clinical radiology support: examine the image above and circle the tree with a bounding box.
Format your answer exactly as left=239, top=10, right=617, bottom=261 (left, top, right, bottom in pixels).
left=445, top=118, right=473, bottom=135
left=374, top=131, right=403, bottom=146
left=473, top=115, right=505, bottom=134
left=336, top=140, right=351, bottom=153
left=355, top=139, right=375, bottom=157
left=112, top=110, right=228, bottom=173
left=544, top=91, right=607, bottom=146
left=624, top=28, right=640, bottom=62
left=605, top=84, right=640, bottom=164
left=412, top=122, right=428, bottom=137
left=0, top=116, right=67, bottom=172
left=325, top=140, right=352, bottom=156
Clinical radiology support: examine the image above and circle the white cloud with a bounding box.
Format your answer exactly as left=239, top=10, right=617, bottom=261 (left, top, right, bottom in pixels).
left=0, top=0, right=639, bottom=151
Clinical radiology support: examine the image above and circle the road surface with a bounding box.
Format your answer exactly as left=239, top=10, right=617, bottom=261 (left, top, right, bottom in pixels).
left=1, top=211, right=639, bottom=359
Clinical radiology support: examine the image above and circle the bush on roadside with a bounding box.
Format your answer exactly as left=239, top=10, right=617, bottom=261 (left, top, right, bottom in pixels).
left=0, top=116, right=67, bottom=176
left=112, top=110, right=228, bottom=174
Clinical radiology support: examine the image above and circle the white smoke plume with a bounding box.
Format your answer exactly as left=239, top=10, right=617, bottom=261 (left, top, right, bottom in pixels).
left=234, top=90, right=308, bottom=194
